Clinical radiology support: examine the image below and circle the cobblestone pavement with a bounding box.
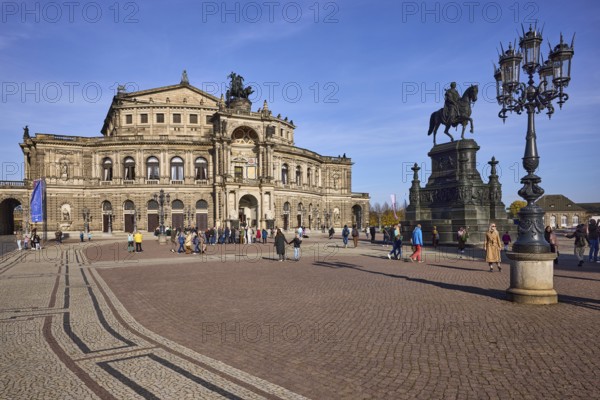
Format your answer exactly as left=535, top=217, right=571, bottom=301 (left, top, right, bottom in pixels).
left=2, top=233, right=599, bottom=399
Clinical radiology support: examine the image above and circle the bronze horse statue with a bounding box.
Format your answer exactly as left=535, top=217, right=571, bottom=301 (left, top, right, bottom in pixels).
left=428, top=84, right=478, bottom=145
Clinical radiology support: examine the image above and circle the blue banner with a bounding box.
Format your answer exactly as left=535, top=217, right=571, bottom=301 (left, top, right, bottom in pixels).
left=30, top=179, right=45, bottom=223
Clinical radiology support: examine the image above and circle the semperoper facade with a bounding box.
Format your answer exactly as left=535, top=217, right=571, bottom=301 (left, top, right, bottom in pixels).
left=12, top=72, right=369, bottom=233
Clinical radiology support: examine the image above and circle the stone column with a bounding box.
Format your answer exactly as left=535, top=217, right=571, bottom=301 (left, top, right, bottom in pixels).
left=506, top=252, right=557, bottom=304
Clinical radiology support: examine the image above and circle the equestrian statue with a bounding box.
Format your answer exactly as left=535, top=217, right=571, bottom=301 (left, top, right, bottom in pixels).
left=427, top=82, right=478, bottom=145
left=226, top=72, right=254, bottom=106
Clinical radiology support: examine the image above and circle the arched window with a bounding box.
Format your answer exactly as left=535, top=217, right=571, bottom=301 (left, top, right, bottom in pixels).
left=102, top=158, right=113, bottom=181
left=281, top=164, right=288, bottom=184
left=147, top=156, right=159, bottom=180
left=124, top=157, right=135, bottom=180
left=296, top=166, right=302, bottom=185
left=550, top=215, right=556, bottom=228
left=147, top=200, right=159, bottom=211
left=195, top=157, right=208, bottom=180
left=573, top=215, right=579, bottom=226
left=561, top=215, right=567, bottom=227
left=196, top=200, right=208, bottom=210
left=102, top=201, right=112, bottom=212
left=170, top=156, right=184, bottom=181
left=124, top=200, right=135, bottom=210
left=172, top=199, right=184, bottom=210
left=307, top=168, right=312, bottom=186
left=283, top=202, right=290, bottom=213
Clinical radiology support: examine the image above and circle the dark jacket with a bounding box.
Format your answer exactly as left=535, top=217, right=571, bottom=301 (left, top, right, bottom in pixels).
left=588, top=223, right=599, bottom=241
left=566, top=229, right=589, bottom=248
left=274, top=233, right=287, bottom=254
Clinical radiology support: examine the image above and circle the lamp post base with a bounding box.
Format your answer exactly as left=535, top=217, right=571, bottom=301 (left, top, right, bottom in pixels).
left=158, top=234, right=168, bottom=245
left=506, top=251, right=557, bottom=304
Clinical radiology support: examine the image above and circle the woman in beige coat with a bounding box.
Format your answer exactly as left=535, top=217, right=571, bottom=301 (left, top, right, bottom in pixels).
left=484, top=223, right=502, bottom=272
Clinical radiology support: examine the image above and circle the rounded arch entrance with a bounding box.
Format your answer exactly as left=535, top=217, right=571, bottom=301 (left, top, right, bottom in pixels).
left=0, top=198, right=22, bottom=234
left=102, top=201, right=113, bottom=233
left=352, top=205, right=363, bottom=230
left=239, top=195, right=258, bottom=227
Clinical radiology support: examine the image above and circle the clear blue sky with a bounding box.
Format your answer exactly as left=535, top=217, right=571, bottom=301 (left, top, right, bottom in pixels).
left=1, top=0, right=598, bottom=207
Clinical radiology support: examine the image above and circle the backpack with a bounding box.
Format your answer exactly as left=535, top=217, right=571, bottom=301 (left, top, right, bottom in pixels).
left=351, top=228, right=358, bottom=237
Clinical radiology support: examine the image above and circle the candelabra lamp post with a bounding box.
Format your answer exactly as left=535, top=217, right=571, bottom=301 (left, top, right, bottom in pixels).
left=153, top=189, right=171, bottom=244
left=133, top=208, right=139, bottom=232
left=82, top=207, right=90, bottom=234
left=185, top=206, right=193, bottom=229
left=106, top=209, right=113, bottom=235
left=494, top=25, right=574, bottom=304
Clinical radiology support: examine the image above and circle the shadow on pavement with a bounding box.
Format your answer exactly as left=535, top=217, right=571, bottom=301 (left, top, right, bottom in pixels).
left=313, top=260, right=506, bottom=301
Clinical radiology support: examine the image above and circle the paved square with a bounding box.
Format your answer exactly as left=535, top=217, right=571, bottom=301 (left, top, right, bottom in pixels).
left=1, top=233, right=599, bottom=399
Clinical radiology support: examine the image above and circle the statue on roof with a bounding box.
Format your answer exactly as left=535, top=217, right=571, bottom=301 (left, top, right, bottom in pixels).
left=181, top=70, right=189, bottom=85
left=225, top=72, right=254, bottom=105
left=23, top=125, right=30, bottom=139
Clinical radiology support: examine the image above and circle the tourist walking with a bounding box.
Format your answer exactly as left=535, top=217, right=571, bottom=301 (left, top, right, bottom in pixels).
left=262, top=228, right=268, bottom=244
left=23, top=233, right=30, bottom=250
left=288, top=234, right=302, bottom=261
left=502, top=231, right=512, bottom=251
left=432, top=226, right=439, bottom=249
left=80, top=231, right=84, bottom=242
left=328, top=227, right=335, bottom=239
left=369, top=225, right=376, bottom=243
left=177, top=232, right=185, bottom=253
left=256, top=228, right=262, bottom=243
left=544, top=226, right=559, bottom=264
left=274, top=228, right=287, bottom=261
left=127, top=232, right=135, bottom=253
left=185, top=231, right=193, bottom=254
left=134, top=231, right=143, bottom=252
left=15, top=230, right=23, bottom=251
left=457, top=227, right=468, bottom=258
left=484, top=223, right=502, bottom=272
left=387, top=224, right=402, bottom=260
left=409, top=224, right=424, bottom=263
left=587, top=219, right=599, bottom=263
left=342, top=225, right=350, bottom=248
left=566, top=224, right=589, bottom=267
left=351, top=224, right=359, bottom=248
left=32, top=233, right=41, bottom=250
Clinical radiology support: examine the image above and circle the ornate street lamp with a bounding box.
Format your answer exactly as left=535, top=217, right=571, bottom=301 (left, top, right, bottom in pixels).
left=82, top=207, right=90, bottom=234
left=133, top=208, right=140, bottom=232
left=494, top=24, right=574, bottom=304
left=106, top=209, right=113, bottom=234
left=495, top=25, right=574, bottom=253
left=153, top=189, right=170, bottom=243
left=184, top=206, right=193, bottom=228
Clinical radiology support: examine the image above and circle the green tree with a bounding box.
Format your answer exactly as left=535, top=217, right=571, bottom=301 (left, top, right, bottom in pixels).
left=508, top=200, right=527, bottom=218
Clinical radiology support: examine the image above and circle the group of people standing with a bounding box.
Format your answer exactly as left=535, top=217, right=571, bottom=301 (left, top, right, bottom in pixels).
left=14, top=229, right=41, bottom=251
left=563, top=219, right=599, bottom=267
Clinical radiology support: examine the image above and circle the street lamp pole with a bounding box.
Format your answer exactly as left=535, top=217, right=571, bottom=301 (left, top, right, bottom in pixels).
left=153, top=189, right=170, bottom=244
left=494, top=24, right=574, bottom=304
left=82, top=207, right=90, bottom=234
left=107, top=210, right=113, bottom=235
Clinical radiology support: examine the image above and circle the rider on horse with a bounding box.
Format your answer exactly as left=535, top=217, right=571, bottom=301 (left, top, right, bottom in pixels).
left=443, top=82, right=461, bottom=125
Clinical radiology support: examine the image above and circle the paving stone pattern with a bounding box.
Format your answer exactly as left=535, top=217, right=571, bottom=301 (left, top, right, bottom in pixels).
left=1, top=233, right=599, bottom=399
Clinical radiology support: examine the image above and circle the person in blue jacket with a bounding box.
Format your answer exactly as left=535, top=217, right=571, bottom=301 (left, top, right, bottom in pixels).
left=409, top=224, right=424, bottom=263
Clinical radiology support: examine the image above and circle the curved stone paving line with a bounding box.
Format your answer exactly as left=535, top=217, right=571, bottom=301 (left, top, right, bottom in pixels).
left=0, top=247, right=309, bottom=400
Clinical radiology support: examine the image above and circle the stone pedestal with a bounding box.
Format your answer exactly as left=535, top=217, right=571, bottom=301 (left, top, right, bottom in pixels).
left=158, top=234, right=168, bottom=245
left=404, top=139, right=514, bottom=245
left=506, top=252, right=557, bottom=304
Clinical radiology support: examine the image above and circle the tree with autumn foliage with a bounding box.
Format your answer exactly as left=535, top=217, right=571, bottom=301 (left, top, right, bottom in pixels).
left=508, top=200, right=527, bottom=218
left=370, top=202, right=405, bottom=227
